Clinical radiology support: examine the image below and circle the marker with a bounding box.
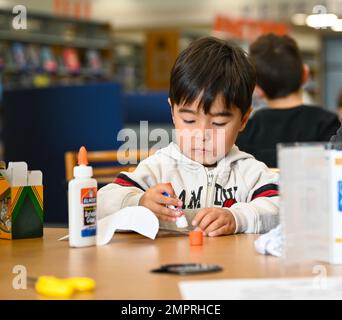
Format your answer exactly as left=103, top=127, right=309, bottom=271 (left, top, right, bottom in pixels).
left=162, top=192, right=188, bottom=229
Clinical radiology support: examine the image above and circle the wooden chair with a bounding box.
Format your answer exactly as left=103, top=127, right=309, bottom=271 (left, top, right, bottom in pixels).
left=64, top=149, right=154, bottom=185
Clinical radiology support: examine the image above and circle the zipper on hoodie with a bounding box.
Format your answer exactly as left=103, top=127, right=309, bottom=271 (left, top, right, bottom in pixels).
left=205, top=170, right=217, bottom=207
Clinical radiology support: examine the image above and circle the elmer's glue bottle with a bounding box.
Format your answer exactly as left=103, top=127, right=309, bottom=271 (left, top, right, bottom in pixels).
left=68, top=146, right=97, bottom=247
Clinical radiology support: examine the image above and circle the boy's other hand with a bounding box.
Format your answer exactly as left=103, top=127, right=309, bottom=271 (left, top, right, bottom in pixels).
left=192, top=208, right=236, bottom=236
left=138, top=183, right=183, bottom=222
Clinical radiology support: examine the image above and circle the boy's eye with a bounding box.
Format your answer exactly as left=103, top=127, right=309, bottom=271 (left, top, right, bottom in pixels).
left=183, top=120, right=195, bottom=124
left=213, top=122, right=228, bottom=126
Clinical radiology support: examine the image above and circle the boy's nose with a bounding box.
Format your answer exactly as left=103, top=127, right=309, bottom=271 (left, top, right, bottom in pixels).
left=196, top=128, right=211, bottom=141
left=191, top=123, right=213, bottom=141
left=200, top=127, right=212, bottom=141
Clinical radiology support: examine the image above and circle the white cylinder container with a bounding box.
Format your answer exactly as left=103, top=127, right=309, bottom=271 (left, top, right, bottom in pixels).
left=68, top=146, right=97, bottom=247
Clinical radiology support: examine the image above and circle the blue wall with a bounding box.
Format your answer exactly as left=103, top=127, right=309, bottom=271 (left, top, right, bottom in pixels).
left=3, top=83, right=123, bottom=224
left=2, top=86, right=173, bottom=224
left=123, top=91, right=172, bottom=123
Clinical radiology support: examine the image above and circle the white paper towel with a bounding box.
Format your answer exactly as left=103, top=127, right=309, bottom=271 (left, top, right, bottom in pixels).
left=254, top=224, right=283, bottom=257
left=58, top=206, right=159, bottom=246
left=96, top=206, right=159, bottom=245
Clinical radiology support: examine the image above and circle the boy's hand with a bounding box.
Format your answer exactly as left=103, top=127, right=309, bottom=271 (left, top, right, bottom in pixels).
left=192, top=208, right=236, bottom=236
left=139, top=183, right=183, bottom=222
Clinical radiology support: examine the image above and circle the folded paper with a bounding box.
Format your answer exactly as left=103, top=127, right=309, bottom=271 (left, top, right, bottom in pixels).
left=96, top=206, right=159, bottom=246
left=59, top=206, right=159, bottom=245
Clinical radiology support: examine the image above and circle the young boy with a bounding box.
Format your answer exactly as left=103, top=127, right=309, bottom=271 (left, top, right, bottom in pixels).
left=98, top=37, right=279, bottom=236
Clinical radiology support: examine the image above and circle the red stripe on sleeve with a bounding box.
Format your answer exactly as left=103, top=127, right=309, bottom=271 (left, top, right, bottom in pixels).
left=113, top=177, right=135, bottom=187
left=252, top=190, right=278, bottom=200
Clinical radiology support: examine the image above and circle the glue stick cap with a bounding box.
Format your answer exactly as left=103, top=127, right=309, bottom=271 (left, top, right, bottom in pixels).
left=73, top=146, right=93, bottom=178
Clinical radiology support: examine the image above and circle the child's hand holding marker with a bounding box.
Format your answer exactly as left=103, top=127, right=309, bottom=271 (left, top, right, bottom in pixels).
left=161, top=192, right=188, bottom=228
left=139, top=182, right=183, bottom=222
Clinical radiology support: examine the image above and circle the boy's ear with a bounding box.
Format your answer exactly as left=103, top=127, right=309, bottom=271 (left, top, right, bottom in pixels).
left=302, top=64, right=310, bottom=85
left=168, top=98, right=175, bottom=123
left=254, top=85, right=265, bottom=99
left=239, top=107, right=253, bottom=132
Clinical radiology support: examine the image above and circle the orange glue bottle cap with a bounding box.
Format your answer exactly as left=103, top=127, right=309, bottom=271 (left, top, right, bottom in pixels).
left=78, top=146, right=89, bottom=166
left=74, top=146, right=93, bottom=178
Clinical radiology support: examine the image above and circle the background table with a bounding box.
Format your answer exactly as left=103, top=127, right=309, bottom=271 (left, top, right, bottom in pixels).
left=1, top=228, right=342, bottom=299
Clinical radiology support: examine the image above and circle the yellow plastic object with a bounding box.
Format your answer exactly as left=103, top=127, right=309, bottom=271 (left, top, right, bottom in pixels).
left=34, top=276, right=96, bottom=299
left=65, top=277, right=96, bottom=292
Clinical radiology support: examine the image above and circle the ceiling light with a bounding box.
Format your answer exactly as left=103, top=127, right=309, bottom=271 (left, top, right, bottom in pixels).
left=306, top=13, right=338, bottom=28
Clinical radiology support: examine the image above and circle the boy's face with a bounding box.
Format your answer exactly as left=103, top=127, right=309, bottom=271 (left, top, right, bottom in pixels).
left=170, top=95, right=251, bottom=166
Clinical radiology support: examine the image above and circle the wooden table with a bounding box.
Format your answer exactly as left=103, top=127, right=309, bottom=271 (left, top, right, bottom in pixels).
left=2, top=228, right=342, bottom=300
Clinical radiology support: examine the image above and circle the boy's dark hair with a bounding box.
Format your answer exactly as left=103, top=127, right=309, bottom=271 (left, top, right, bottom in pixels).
left=249, top=33, right=304, bottom=99
left=169, top=37, right=256, bottom=117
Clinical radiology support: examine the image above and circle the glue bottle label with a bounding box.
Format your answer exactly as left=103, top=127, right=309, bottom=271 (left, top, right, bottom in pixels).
left=80, top=187, right=97, bottom=237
